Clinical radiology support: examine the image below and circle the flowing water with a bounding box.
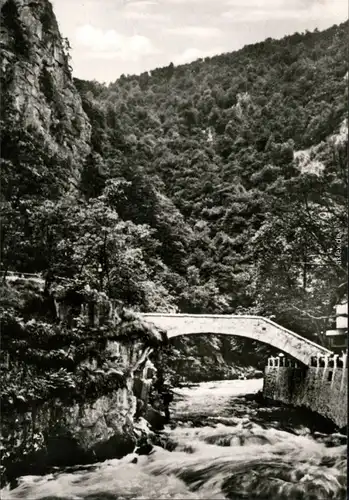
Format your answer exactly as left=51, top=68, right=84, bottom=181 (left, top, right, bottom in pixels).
left=1, top=379, right=347, bottom=499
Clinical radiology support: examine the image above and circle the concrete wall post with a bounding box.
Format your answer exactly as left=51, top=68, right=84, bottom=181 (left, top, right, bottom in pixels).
left=324, top=355, right=329, bottom=369
left=330, top=354, right=339, bottom=387
left=321, top=355, right=328, bottom=382
left=333, top=354, right=338, bottom=370
left=341, top=352, right=347, bottom=391
left=316, top=353, right=321, bottom=371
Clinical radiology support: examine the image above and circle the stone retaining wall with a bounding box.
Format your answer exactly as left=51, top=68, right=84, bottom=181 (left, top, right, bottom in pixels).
left=263, top=354, right=347, bottom=429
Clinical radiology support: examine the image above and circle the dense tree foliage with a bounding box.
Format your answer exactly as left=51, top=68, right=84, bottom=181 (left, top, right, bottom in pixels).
left=74, top=22, right=347, bottom=341
left=1, top=22, right=347, bottom=359
left=164, top=334, right=277, bottom=384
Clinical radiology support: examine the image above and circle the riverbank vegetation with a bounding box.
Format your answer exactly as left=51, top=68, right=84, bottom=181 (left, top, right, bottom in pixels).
left=1, top=20, right=347, bottom=389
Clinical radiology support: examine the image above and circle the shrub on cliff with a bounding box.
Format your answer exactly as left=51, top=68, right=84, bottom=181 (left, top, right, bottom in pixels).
left=1, top=364, right=127, bottom=412
left=116, top=308, right=166, bottom=346
left=0, top=281, right=165, bottom=414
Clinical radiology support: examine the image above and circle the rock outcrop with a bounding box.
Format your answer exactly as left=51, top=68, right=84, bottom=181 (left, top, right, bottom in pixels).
left=0, top=0, right=91, bottom=183
left=2, top=349, right=155, bottom=481
left=0, top=282, right=167, bottom=484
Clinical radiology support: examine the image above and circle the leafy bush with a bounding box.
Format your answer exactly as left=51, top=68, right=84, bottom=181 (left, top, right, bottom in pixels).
left=1, top=365, right=126, bottom=411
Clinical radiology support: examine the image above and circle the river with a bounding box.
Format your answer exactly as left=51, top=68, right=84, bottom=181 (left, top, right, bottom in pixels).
left=1, top=379, right=347, bottom=499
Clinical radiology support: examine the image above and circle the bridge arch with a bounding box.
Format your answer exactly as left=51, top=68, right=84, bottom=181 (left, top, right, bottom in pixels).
left=139, top=314, right=331, bottom=366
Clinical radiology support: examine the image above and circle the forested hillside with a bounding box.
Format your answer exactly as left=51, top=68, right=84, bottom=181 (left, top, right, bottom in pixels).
left=73, top=22, right=348, bottom=338
left=1, top=15, right=348, bottom=374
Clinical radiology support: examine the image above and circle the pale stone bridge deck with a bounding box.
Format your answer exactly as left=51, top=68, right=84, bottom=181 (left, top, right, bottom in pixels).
left=139, top=313, right=332, bottom=366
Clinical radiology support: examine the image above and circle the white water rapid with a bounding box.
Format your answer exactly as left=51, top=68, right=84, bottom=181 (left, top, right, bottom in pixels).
left=1, top=379, right=347, bottom=499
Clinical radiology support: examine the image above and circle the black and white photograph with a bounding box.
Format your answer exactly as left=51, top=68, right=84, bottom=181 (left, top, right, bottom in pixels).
left=0, top=0, right=348, bottom=498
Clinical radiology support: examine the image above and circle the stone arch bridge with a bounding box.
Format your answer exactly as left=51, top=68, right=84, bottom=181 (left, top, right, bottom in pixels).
left=139, top=313, right=332, bottom=366
left=1, top=273, right=332, bottom=366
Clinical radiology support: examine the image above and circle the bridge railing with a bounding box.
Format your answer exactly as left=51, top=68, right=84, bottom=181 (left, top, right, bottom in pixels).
left=267, top=356, right=299, bottom=368
left=267, top=352, right=347, bottom=371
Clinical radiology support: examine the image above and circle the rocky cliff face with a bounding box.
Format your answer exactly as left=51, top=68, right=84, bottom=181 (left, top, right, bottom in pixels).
left=2, top=343, right=155, bottom=481
left=0, top=281, right=167, bottom=484
left=0, top=0, right=91, bottom=182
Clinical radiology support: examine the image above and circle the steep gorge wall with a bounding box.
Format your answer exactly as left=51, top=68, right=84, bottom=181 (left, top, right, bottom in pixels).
left=0, top=283, right=167, bottom=484
left=0, top=0, right=91, bottom=181
left=2, top=342, right=155, bottom=480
